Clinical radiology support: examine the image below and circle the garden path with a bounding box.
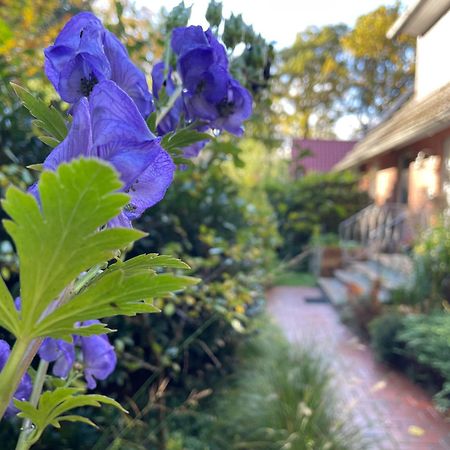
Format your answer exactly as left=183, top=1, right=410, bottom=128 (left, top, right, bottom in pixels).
left=267, top=286, right=450, bottom=450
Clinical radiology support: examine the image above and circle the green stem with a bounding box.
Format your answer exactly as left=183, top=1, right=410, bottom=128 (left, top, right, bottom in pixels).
left=15, top=359, right=49, bottom=450
left=73, top=263, right=104, bottom=294
left=155, top=85, right=183, bottom=128
left=0, top=337, right=31, bottom=420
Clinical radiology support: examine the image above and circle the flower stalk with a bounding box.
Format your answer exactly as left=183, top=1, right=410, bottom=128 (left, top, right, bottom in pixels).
left=15, top=359, right=49, bottom=450
left=0, top=337, right=32, bottom=420
left=155, top=85, right=183, bottom=128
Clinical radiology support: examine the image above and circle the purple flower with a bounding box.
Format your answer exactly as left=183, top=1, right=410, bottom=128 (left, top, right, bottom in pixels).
left=40, top=80, right=175, bottom=227
left=77, top=321, right=117, bottom=389
left=209, top=77, right=253, bottom=136
left=38, top=321, right=116, bottom=389
left=155, top=25, right=252, bottom=137
left=0, top=340, right=32, bottom=416
left=45, top=12, right=153, bottom=117
left=39, top=338, right=76, bottom=378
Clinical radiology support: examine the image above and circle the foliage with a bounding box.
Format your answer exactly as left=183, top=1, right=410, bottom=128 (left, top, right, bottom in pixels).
left=342, top=5, right=415, bottom=129
left=201, top=323, right=364, bottom=450
left=37, top=158, right=279, bottom=450
left=277, top=24, right=349, bottom=138
left=271, top=271, right=316, bottom=287
left=413, top=224, right=450, bottom=311
left=397, top=313, right=450, bottom=412
left=14, top=388, right=126, bottom=448
left=266, top=170, right=369, bottom=259
left=275, top=4, right=415, bottom=137
left=369, top=313, right=406, bottom=366
left=0, top=158, right=197, bottom=450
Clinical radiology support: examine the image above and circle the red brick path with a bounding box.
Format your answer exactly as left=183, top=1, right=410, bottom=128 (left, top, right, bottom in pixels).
left=267, top=286, right=450, bottom=450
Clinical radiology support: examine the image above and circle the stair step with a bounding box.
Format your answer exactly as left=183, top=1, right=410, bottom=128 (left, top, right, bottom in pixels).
left=318, top=277, right=348, bottom=306
left=335, top=269, right=372, bottom=293
left=375, top=253, right=414, bottom=277
left=334, top=269, right=390, bottom=303
left=351, top=261, right=412, bottom=291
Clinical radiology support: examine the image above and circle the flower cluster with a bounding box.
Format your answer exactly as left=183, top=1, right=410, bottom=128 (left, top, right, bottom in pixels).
left=42, top=12, right=176, bottom=228
left=152, top=25, right=253, bottom=156
left=39, top=320, right=116, bottom=389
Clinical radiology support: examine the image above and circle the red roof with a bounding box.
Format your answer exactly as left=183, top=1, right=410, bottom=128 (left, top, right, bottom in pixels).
left=292, top=138, right=356, bottom=174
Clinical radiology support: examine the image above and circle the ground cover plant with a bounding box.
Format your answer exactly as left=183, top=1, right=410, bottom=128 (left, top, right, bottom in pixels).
left=203, top=323, right=365, bottom=450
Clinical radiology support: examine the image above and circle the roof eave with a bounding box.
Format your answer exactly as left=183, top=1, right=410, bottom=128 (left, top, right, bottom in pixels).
left=387, top=0, right=450, bottom=39
left=334, top=117, right=450, bottom=171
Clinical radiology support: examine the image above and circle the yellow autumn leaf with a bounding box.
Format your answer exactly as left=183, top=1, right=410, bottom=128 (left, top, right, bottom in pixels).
left=408, top=425, right=425, bottom=437
left=370, top=380, right=387, bottom=393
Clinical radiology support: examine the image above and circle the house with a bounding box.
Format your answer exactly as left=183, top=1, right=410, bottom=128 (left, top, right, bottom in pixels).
left=335, top=0, right=450, bottom=218
left=291, top=138, right=356, bottom=177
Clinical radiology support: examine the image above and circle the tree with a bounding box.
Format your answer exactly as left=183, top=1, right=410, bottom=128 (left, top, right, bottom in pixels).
left=342, top=4, right=415, bottom=130
left=276, top=24, right=349, bottom=138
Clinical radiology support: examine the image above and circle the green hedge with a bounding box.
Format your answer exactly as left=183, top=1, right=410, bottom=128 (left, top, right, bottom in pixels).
left=266, top=171, right=369, bottom=259
left=370, top=312, right=450, bottom=412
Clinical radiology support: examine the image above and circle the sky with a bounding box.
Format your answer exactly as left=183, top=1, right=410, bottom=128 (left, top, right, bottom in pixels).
left=141, top=0, right=415, bottom=49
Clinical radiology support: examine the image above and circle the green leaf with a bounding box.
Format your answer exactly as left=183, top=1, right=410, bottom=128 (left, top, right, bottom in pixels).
left=15, top=388, right=126, bottom=446
left=26, top=163, right=44, bottom=172
left=32, top=256, right=199, bottom=340
left=11, top=83, right=67, bottom=142
left=147, top=111, right=157, bottom=133
left=38, top=136, right=60, bottom=148
left=2, top=159, right=144, bottom=335
left=161, top=128, right=212, bottom=154
left=0, top=275, right=20, bottom=336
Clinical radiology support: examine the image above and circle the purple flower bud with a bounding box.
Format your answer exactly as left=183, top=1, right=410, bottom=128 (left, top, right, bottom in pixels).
left=0, top=340, right=32, bottom=417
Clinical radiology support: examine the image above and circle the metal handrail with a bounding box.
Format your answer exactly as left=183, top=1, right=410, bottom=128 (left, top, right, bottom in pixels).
left=339, top=203, right=411, bottom=253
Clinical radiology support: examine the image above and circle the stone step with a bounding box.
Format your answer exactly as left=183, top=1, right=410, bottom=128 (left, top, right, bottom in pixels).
left=334, top=269, right=390, bottom=303
left=374, top=253, right=414, bottom=277
left=318, top=277, right=348, bottom=306
left=351, top=260, right=412, bottom=291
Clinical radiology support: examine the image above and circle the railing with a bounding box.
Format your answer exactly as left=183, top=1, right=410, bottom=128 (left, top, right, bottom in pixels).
left=339, top=203, right=413, bottom=254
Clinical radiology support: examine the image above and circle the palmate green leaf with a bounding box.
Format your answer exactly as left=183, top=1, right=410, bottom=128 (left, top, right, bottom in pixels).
left=11, top=83, right=67, bottom=143
left=32, top=255, right=199, bottom=340
left=14, top=387, right=126, bottom=446
left=0, top=275, right=20, bottom=335
left=2, top=159, right=144, bottom=335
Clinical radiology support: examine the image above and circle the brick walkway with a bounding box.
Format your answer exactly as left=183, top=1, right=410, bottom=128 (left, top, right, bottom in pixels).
left=267, top=286, right=450, bottom=450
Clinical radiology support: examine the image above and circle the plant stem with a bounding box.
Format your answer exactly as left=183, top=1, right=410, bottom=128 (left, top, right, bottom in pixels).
left=73, top=263, right=104, bottom=294
left=155, top=85, right=183, bottom=128
left=0, top=337, right=31, bottom=420
left=15, top=359, right=49, bottom=450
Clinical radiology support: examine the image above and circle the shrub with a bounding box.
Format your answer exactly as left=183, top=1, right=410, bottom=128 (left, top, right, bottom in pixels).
left=266, top=171, right=369, bottom=259
left=397, top=313, right=450, bottom=412
left=412, top=224, right=450, bottom=311
left=369, top=313, right=405, bottom=366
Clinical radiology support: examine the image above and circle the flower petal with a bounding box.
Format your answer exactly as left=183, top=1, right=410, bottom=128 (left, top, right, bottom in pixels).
left=43, top=98, right=93, bottom=170
left=103, top=31, right=153, bottom=118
